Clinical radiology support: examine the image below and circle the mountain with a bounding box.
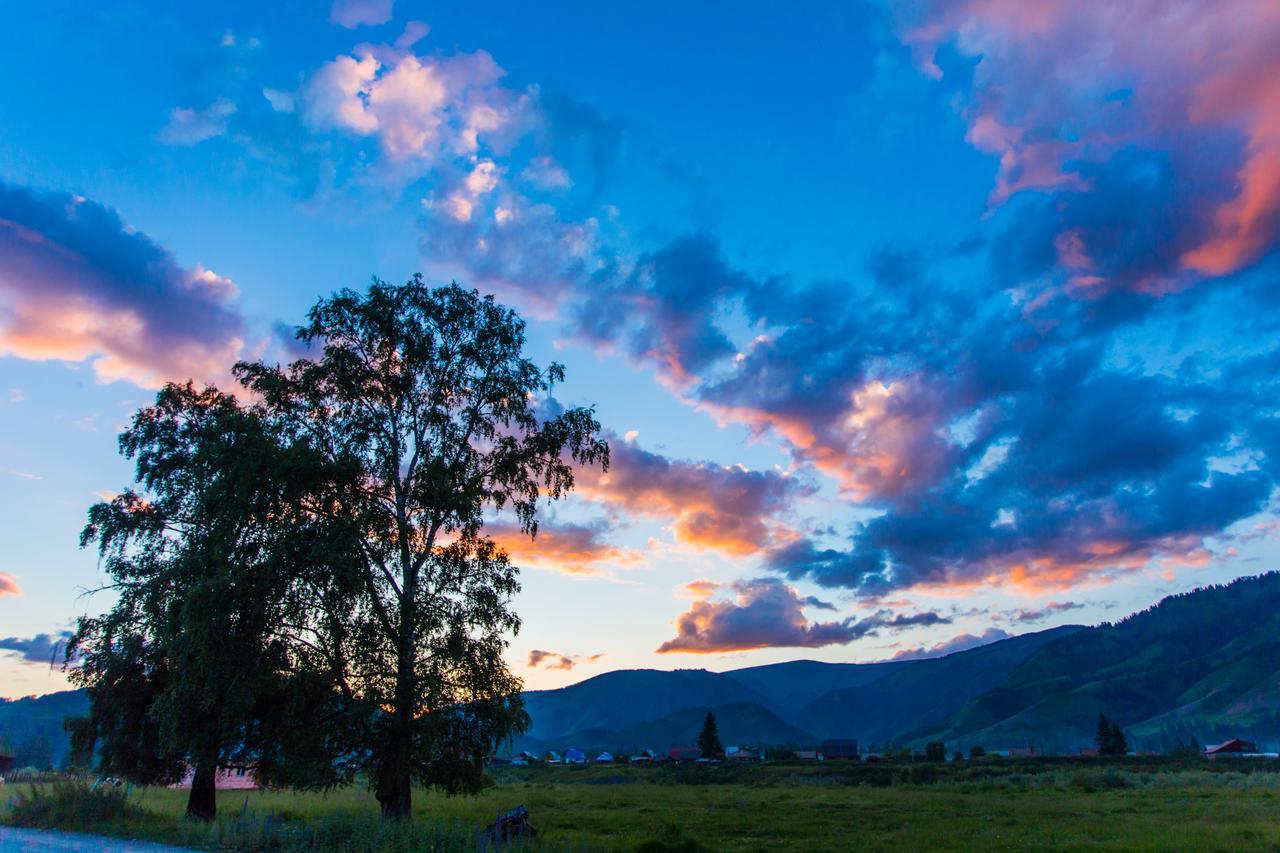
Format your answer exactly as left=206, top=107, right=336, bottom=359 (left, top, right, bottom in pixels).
left=521, top=668, right=772, bottom=741
left=513, top=623, right=1080, bottom=752
left=917, top=573, right=1280, bottom=751
left=0, top=690, right=88, bottom=768
left=514, top=701, right=815, bottom=754
left=799, top=625, right=1084, bottom=745
left=724, top=659, right=910, bottom=710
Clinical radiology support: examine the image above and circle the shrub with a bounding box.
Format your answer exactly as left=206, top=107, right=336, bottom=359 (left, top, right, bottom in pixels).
left=1067, top=769, right=1130, bottom=793
left=6, top=780, right=144, bottom=830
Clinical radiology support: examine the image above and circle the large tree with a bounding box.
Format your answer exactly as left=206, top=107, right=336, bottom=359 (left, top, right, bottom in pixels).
left=69, top=383, right=322, bottom=821
left=236, top=278, right=609, bottom=819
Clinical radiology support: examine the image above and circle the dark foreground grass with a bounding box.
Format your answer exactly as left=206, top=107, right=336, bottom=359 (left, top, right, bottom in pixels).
left=5, top=760, right=1280, bottom=851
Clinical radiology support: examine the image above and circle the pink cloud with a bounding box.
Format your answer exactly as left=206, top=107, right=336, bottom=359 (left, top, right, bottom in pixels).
left=0, top=573, right=20, bottom=597
left=889, top=627, right=1012, bottom=661
left=898, top=0, right=1280, bottom=285
left=527, top=649, right=604, bottom=671
left=0, top=182, right=247, bottom=388
left=657, top=578, right=949, bottom=654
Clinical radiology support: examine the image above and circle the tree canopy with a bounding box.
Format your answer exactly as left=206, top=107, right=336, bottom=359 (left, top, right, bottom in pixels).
left=236, top=278, right=609, bottom=818
left=69, top=383, right=325, bottom=820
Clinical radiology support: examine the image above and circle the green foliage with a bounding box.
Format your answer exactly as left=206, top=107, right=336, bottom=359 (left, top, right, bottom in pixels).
left=697, top=712, right=722, bottom=759
left=236, top=278, right=608, bottom=818
left=70, top=382, right=338, bottom=820
left=923, top=741, right=947, bottom=762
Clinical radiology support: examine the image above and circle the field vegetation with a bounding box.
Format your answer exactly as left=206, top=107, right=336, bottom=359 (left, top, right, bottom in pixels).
left=5, top=757, right=1280, bottom=851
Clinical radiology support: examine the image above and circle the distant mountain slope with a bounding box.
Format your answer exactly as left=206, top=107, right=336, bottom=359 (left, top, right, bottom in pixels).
left=513, top=701, right=816, bottom=754
left=0, top=690, right=88, bottom=768
left=521, top=668, right=772, bottom=741
left=723, top=659, right=909, bottom=711
left=921, top=573, right=1280, bottom=751
left=798, top=625, right=1084, bottom=744
left=517, top=625, right=1077, bottom=750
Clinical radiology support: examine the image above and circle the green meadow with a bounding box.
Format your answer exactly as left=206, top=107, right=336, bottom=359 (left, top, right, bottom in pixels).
left=5, top=759, right=1280, bottom=851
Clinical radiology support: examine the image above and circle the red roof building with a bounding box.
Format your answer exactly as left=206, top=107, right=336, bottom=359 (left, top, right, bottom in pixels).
left=668, top=745, right=701, bottom=762
left=1204, top=738, right=1260, bottom=759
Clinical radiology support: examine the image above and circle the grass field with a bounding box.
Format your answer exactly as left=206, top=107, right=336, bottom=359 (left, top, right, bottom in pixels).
left=5, top=759, right=1280, bottom=851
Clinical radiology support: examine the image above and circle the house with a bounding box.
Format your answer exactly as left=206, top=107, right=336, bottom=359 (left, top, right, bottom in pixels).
left=595, top=752, right=614, bottom=763
left=821, top=739, right=859, bottom=760
left=668, top=745, right=701, bottom=763
left=1205, top=739, right=1262, bottom=759
left=1079, top=747, right=1100, bottom=757
left=563, top=748, right=586, bottom=765
left=172, top=765, right=258, bottom=790
left=726, top=749, right=759, bottom=763
left=630, top=750, right=657, bottom=764
left=1007, top=747, right=1040, bottom=758
left=545, top=751, right=563, bottom=765
left=794, top=750, right=823, bottom=761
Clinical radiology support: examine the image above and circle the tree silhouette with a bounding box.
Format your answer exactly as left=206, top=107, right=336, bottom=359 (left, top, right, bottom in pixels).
left=698, top=711, right=723, bottom=758
left=238, top=278, right=608, bottom=819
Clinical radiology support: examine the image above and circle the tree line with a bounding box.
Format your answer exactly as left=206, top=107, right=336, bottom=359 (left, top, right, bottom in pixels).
left=65, top=279, right=609, bottom=822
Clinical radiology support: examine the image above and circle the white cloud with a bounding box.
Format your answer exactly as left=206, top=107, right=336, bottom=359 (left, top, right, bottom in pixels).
left=328, top=0, right=394, bottom=29
left=158, top=99, right=236, bottom=146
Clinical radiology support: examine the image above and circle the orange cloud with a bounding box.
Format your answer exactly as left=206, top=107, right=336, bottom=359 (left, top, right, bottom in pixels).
left=0, top=573, right=20, bottom=597
left=574, top=436, right=808, bottom=555
left=489, top=520, right=640, bottom=576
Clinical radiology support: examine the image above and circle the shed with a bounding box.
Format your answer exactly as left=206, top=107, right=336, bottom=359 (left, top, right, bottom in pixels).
left=668, top=745, right=701, bottom=763
left=563, top=748, right=586, bottom=765
left=595, top=752, right=614, bottom=763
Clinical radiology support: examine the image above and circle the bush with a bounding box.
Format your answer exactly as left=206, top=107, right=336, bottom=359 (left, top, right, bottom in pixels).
left=6, top=780, right=144, bottom=830
left=1067, top=769, right=1130, bottom=793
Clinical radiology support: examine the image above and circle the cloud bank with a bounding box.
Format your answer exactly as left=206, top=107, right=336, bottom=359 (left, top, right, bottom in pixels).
left=657, top=578, right=950, bottom=653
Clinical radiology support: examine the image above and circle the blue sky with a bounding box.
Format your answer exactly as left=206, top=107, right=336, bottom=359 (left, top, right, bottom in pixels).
left=3, top=0, right=1280, bottom=697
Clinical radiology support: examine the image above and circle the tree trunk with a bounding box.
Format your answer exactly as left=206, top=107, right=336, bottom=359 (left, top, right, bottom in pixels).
left=376, top=642, right=415, bottom=820
left=185, top=758, right=218, bottom=822
left=376, top=706, right=413, bottom=818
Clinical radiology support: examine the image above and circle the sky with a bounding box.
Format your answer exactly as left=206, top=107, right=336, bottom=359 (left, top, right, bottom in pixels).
left=3, top=0, right=1280, bottom=698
